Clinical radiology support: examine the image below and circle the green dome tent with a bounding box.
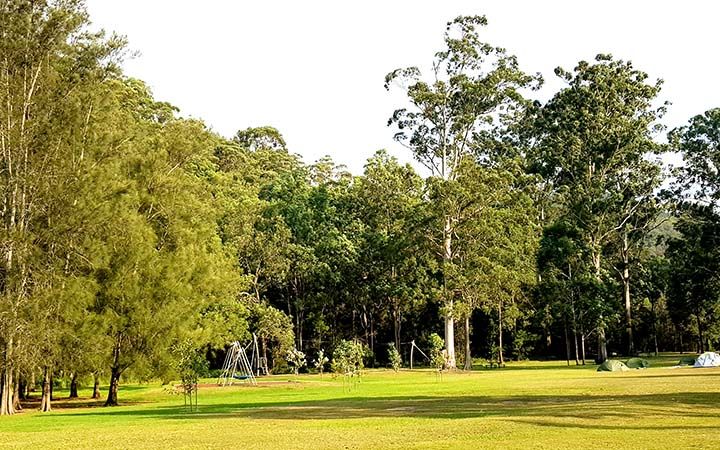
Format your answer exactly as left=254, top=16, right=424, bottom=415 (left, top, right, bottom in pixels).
left=626, top=357, right=650, bottom=369
left=678, top=356, right=696, bottom=366
left=597, top=360, right=629, bottom=372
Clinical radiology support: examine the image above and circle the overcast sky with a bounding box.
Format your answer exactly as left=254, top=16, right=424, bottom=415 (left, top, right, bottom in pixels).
left=85, top=0, right=720, bottom=174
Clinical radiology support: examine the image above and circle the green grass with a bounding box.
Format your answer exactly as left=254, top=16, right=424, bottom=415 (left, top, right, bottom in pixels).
left=1, top=354, right=718, bottom=449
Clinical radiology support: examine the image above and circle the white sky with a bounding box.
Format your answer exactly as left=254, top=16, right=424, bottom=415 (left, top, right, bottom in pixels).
left=85, top=0, right=720, bottom=174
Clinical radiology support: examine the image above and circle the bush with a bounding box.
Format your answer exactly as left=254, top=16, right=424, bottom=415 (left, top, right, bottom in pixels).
left=314, top=349, right=329, bottom=375
left=387, top=343, right=402, bottom=372
left=286, top=348, right=307, bottom=375
left=512, top=330, right=538, bottom=361
left=428, top=333, right=446, bottom=371
left=332, top=339, right=366, bottom=378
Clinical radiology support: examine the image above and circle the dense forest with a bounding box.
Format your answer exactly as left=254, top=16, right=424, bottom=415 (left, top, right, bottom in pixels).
left=1, top=1, right=720, bottom=416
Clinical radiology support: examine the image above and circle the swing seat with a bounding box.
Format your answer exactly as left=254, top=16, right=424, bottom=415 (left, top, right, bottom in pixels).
left=233, top=375, right=251, bottom=380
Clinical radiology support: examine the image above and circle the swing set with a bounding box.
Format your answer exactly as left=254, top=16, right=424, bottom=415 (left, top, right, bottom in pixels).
left=217, top=334, right=269, bottom=386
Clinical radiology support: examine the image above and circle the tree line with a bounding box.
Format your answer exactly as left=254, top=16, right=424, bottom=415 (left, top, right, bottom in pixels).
left=1, top=2, right=719, bottom=415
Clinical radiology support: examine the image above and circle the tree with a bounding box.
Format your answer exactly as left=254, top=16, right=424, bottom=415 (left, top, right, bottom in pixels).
left=83, top=82, right=239, bottom=406
left=666, top=205, right=720, bottom=352
left=431, top=158, right=538, bottom=369
left=385, top=15, right=540, bottom=367
left=234, top=126, right=287, bottom=152
left=670, top=108, right=720, bottom=205
left=531, top=54, right=666, bottom=360
left=0, top=0, right=123, bottom=415
left=352, top=150, right=427, bottom=352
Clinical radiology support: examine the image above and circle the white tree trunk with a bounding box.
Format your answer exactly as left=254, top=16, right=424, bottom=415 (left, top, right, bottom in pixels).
left=622, top=233, right=634, bottom=355
left=443, top=216, right=456, bottom=368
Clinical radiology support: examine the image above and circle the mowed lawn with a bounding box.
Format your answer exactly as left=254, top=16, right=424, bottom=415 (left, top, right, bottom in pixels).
left=1, top=355, right=719, bottom=449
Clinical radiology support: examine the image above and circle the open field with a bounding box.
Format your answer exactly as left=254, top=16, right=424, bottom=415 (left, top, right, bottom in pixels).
left=1, top=355, right=719, bottom=449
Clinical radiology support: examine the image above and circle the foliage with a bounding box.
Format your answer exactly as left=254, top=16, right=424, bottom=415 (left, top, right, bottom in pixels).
left=387, top=344, right=402, bottom=372
left=427, top=333, right=446, bottom=371
left=170, top=340, right=208, bottom=412
left=2, top=2, right=720, bottom=417
left=332, top=340, right=366, bottom=378
left=286, top=348, right=307, bottom=376
left=313, top=349, right=329, bottom=375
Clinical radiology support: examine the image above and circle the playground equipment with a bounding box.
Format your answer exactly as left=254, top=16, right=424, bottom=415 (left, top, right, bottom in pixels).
left=217, top=334, right=270, bottom=386
left=217, top=341, right=257, bottom=386
left=248, top=333, right=269, bottom=376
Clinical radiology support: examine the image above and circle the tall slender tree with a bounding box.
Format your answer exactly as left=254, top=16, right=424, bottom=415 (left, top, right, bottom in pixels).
left=386, top=15, right=539, bottom=367
left=531, top=54, right=665, bottom=360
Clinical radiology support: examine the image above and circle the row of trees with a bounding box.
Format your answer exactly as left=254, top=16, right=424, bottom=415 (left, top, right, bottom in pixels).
left=1, top=2, right=719, bottom=415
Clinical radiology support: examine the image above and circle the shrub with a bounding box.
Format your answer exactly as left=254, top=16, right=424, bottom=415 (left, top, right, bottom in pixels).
left=332, top=339, right=366, bottom=378
left=314, top=349, right=329, bottom=375
left=428, top=333, right=446, bottom=370
left=286, top=348, right=307, bottom=375
left=387, top=343, right=402, bottom=372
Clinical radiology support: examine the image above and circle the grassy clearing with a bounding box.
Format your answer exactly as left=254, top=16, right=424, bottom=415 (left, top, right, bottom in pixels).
left=1, top=354, right=718, bottom=449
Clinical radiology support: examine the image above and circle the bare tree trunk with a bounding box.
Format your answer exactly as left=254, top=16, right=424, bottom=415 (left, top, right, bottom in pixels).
left=393, top=303, right=401, bottom=353
left=679, top=329, right=684, bottom=354
left=651, top=299, right=659, bottom=356
left=105, top=367, right=121, bottom=407
left=696, top=312, right=705, bottom=353
left=592, top=249, right=608, bottom=362
left=563, top=321, right=570, bottom=367
left=622, top=233, right=634, bottom=355
left=69, top=372, right=78, bottom=398
left=464, top=316, right=472, bottom=370
left=573, top=332, right=580, bottom=366
left=597, top=328, right=608, bottom=363
left=18, top=374, right=26, bottom=401
left=580, top=324, right=585, bottom=366
left=0, top=367, right=15, bottom=415
left=12, top=369, right=21, bottom=411
left=40, top=367, right=52, bottom=413
left=443, top=216, right=456, bottom=369
left=92, top=373, right=101, bottom=399
left=106, top=337, right=122, bottom=406
left=571, top=295, right=579, bottom=365
left=498, top=300, right=504, bottom=366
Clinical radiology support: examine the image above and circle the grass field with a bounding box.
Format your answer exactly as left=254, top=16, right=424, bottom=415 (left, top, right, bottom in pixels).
left=1, top=354, right=718, bottom=449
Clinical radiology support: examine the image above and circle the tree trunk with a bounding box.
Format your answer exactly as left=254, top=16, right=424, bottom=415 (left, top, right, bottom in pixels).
left=40, top=367, right=52, bottom=413
left=597, top=328, right=608, bottom=363
left=591, top=248, right=608, bottom=362
left=622, top=233, right=634, bottom=355
left=0, top=368, right=14, bottom=415
left=573, top=332, right=580, bottom=365
left=393, top=303, right=401, bottom=353
left=106, top=337, right=122, bottom=407
left=679, top=329, right=684, bottom=354
left=696, top=312, right=704, bottom=353
left=497, top=300, right=504, bottom=366
left=105, top=367, right=121, bottom=407
left=464, top=316, right=472, bottom=370
left=69, top=373, right=79, bottom=399
left=580, top=324, right=585, bottom=366
left=369, top=313, right=375, bottom=362
left=18, top=375, right=26, bottom=401
left=571, top=295, right=579, bottom=365
left=12, top=369, right=21, bottom=411
left=563, top=321, right=570, bottom=367
left=92, top=373, right=101, bottom=399
left=443, top=216, right=456, bottom=369
left=444, top=310, right=456, bottom=368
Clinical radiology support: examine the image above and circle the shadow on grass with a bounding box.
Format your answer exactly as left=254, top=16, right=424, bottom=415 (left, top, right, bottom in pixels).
left=46, top=391, right=720, bottom=431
